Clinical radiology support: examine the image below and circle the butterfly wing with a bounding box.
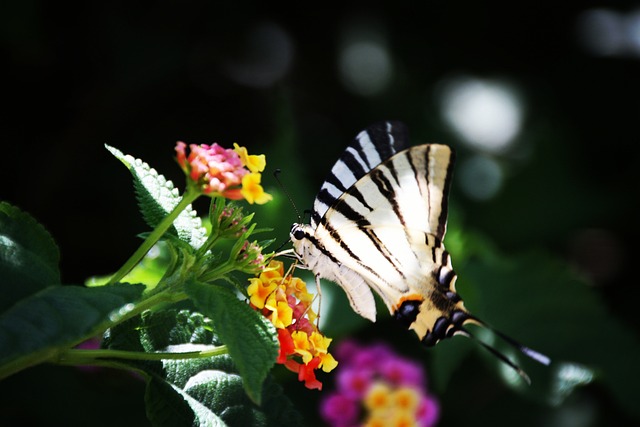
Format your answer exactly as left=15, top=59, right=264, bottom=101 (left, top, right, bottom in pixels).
left=313, top=144, right=462, bottom=342
left=292, top=121, right=410, bottom=322
left=311, top=121, right=409, bottom=228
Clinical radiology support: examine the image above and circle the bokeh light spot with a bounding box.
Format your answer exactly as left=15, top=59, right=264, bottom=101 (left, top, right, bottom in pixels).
left=338, top=40, right=393, bottom=96
left=458, top=154, right=504, bottom=201
left=224, top=22, right=293, bottom=88
left=577, top=8, right=640, bottom=57
left=577, top=9, right=626, bottom=56
left=439, top=77, right=523, bottom=153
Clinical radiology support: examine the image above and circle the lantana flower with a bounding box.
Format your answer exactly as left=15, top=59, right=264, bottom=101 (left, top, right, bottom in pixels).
left=320, top=341, right=440, bottom=427
left=235, top=240, right=267, bottom=275
left=175, top=141, right=272, bottom=204
left=247, top=260, right=338, bottom=390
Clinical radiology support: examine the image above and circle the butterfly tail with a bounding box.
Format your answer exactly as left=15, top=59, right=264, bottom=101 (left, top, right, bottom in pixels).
left=455, top=314, right=550, bottom=384
left=455, top=327, right=532, bottom=384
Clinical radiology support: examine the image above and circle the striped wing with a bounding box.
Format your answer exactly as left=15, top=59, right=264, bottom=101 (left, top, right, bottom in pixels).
left=291, top=121, right=550, bottom=381
left=313, top=144, right=461, bottom=341
left=311, top=121, right=409, bottom=228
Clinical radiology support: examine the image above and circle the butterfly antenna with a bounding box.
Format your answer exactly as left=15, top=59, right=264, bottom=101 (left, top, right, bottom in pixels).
left=274, top=169, right=303, bottom=223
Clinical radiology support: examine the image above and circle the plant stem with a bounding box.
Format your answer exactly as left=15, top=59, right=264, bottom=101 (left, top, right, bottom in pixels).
left=108, top=189, right=200, bottom=285
left=114, top=288, right=188, bottom=325
left=199, top=261, right=233, bottom=283
left=56, top=345, right=229, bottom=366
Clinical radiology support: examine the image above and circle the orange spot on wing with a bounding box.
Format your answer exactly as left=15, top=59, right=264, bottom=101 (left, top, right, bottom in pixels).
left=391, top=294, right=424, bottom=313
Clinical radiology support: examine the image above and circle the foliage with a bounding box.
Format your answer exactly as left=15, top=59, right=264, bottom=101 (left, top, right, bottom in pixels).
left=0, top=145, right=296, bottom=426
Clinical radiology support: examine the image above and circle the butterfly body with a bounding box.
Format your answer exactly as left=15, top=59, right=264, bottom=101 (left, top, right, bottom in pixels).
left=290, top=121, right=549, bottom=380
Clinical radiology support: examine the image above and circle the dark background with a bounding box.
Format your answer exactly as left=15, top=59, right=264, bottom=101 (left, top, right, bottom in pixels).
left=2, top=2, right=639, bottom=426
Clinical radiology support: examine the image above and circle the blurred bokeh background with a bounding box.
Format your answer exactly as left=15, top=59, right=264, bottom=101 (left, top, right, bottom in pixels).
left=2, top=2, right=639, bottom=426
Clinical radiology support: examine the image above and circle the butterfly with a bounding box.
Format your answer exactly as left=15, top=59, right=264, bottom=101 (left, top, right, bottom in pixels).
left=290, top=120, right=550, bottom=382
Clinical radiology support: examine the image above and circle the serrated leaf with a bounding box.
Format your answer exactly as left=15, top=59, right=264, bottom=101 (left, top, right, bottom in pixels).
left=0, top=283, right=145, bottom=379
left=184, top=281, right=278, bottom=405
left=107, top=309, right=301, bottom=427
left=146, top=374, right=224, bottom=427
left=106, top=144, right=207, bottom=249
left=0, top=202, right=61, bottom=312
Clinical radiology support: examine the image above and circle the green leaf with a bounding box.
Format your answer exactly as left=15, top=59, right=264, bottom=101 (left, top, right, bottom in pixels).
left=106, top=144, right=207, bottom=249
left=146, top=375, right=223, bottom=427
left=438, top=228, right=640, bottom=419
left=464, top=252, right=640, bottom=418
left=0, top=283, right=145, bottom=379
left=106, top=309, right=300, bottom=427
left=184, top=281, right=279, bottom=405
left=0, top=202, right=61, bottom=312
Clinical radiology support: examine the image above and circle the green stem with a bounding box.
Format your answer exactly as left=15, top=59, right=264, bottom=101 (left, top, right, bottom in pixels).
left=56, top=345, right=228, bottom=366
left=108, top=188, right=200, bottom=285
left=115, top=288, right=188, bottom=325
left=199, top=260, right=235, bottom=283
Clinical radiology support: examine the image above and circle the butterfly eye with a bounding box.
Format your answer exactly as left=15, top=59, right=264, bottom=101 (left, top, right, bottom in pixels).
left=292, top=229, right=306, bottom=240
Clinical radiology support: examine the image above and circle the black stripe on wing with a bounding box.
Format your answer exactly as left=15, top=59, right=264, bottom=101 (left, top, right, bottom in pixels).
left=311, top=121, right=410, bottom=227
left=326, top=193, right=407, bottom=279
left=436, top=149, right=455, bottom=240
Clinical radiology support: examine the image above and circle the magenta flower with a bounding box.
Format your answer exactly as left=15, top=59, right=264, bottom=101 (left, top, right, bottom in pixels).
left=380, top=356, right=425, bottom=388
left=337, top=366, right=375, bottom=399
left=320, top=340, right=440, bottom=427
left=320, top=393, right=360, bottom=427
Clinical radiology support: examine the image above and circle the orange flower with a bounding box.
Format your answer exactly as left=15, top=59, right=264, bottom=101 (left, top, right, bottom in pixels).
left=246, top=260, right=337, bottom=390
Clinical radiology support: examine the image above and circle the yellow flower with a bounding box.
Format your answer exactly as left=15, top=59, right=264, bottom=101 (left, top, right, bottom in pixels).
left=241, top=172, right=273, bottom=205
left=309, top=331, right=331, bottom=355
left=291, top=330, right=313, bottom=364
left=247, top=278, right=277, bottom=309
left=288, top=277, right=314, bottom=303
left=364, top=383, right=420, bottom=427
left=234, top=143, right=266, bottom=173
left=246, top=258, right=338, bottom=390
left=319, top=352, right=338, bottom=373
left=265, top=294, right=293, bottom=329
left=393, top=387, right=420, bottom=413
left=365, top=382, right=392, bottom=411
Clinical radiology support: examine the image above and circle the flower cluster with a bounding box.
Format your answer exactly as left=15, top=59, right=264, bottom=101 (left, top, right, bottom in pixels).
left=175, top=142, right=272, bottom=204
left=320, top=341, right=440, bottom=427
left=247, top=260, right=338, bottom=390
left=235, top=240, right=266, bottom=275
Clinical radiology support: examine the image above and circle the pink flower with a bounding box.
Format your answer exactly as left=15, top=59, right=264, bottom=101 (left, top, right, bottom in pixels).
left=320, top=340, right=440, bottom=427
left=175, top=141, right=272, bottom=203
left=320, top=393, right=360, bottom=426
left=337, top=367, right=374, bottom=399
left=380, top=357, right=425, bottom=388
left=416, top=393, right=441, bottom=427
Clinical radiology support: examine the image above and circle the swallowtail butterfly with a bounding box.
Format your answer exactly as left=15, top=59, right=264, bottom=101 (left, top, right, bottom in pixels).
left=290, top=121, right=550, bottom=382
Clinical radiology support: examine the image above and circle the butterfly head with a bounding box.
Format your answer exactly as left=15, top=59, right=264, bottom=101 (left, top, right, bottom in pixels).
left=289, top=223, right=317, bottom=266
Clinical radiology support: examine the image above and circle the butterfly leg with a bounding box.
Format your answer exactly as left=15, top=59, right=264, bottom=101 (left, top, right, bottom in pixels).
left=314, top=273, right=323, bottom=329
